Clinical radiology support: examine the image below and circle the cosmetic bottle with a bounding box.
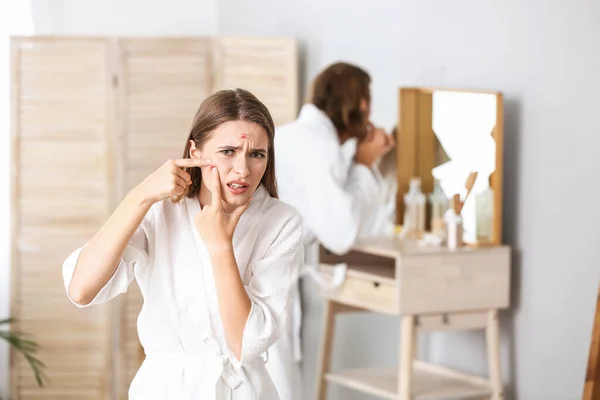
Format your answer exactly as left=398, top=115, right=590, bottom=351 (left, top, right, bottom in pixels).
left=403, top=177, right=426, bottom=237
left=444, top=199, right=463, bottom=250
left=429, top=179, right=448, bottom=237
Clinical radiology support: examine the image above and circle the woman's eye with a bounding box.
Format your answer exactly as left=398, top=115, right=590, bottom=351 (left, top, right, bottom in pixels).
left=250, top=152, right=265, bottom=159
left=220, top=149, right=234, bottom=156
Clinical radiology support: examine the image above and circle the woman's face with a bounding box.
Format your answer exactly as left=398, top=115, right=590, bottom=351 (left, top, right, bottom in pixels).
left=191, top=120, right=269, bottom=208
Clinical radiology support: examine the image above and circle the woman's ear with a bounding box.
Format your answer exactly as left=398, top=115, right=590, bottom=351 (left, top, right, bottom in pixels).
left=360, top=98, right=371, bottom=117
left=189, top=140, right=201, bottom=159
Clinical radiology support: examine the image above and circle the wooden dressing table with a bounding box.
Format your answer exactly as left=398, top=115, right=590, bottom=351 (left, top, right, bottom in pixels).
left=315, top=237, right=510, bottom=400
left=315, top=86, right=509, bottom=399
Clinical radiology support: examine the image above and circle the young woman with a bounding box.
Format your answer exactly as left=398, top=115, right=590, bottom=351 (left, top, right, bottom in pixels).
left=269, top=62, right=395, bottom=399
left=62, top=89, right=304, bottom=399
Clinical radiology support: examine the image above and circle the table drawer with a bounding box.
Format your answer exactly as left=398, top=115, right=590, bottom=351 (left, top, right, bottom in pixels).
left=320, top=264, right=398, bottom=315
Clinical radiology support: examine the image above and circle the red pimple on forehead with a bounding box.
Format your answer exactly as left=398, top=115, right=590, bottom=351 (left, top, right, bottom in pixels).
left=240, top=134, right=248, bottom=139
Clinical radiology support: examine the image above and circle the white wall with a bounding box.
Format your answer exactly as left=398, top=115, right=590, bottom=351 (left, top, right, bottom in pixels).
left=217, top=1, right=600, bottom=400
left=1, top=0, right=218, bottom=395
left=31, top=0, right=218, bottom=36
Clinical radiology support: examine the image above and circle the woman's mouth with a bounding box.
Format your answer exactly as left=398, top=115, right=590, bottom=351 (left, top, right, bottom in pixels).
left=226, top=181, right=249, bottom=195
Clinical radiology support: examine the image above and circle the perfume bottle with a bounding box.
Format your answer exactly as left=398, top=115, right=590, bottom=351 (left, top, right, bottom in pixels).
left=429, top=180, right=448, bottom=237
left=444, top=196, right=463, bottom=250
left=403, top=177, right=426, bottom=237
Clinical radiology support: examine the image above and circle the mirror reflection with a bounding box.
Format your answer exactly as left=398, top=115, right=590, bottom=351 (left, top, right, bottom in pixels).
left=430, top=90, right=497, bottom=243
left=378, top=88, right=502, bottom=246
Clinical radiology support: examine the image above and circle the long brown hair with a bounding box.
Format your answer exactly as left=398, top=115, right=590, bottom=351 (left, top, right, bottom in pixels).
left=310, top=62, right=371, bottom=141
left=181, top=89, right=278, bottom=199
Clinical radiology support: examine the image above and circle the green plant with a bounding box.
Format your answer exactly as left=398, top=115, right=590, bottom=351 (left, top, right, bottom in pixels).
left=0, top=318, right=47, bottom=400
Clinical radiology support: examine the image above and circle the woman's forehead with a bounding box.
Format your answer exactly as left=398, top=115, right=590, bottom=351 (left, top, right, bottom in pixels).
left=212, top=120, right=267, bottom=142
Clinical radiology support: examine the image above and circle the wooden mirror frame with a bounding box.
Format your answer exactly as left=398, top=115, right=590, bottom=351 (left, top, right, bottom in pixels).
left=396, top=87, right=504, bottom=246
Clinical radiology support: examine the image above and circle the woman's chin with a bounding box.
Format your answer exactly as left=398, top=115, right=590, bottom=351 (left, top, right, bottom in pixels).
left=222, top=191, right=252, bottom=208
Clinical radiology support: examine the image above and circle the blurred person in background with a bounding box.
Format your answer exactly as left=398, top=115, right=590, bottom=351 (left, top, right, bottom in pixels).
left=268, top=62, right=395, bottom=399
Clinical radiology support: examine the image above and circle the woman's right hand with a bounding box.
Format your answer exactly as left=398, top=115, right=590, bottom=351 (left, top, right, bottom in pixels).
left=355, top=124, right=395, bottom=167
left=134, top=158, right=211, bottom=204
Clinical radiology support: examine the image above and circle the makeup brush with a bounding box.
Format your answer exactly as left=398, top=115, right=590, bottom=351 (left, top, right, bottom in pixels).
left=458, top=172, right=478, bottom=213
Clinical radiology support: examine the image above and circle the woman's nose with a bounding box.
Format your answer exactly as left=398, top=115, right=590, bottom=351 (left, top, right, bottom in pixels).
left=233, top=155, right=250, bottom=178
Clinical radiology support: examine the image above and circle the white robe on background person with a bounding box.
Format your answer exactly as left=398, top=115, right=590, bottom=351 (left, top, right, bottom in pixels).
left=341, top=137, right=397, bottom=239
left=62, top=185, right=304, bottom=400
left=267, top=103, right=390, bottom=400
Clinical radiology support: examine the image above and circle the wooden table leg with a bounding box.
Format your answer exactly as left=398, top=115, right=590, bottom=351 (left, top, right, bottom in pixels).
left=316, top=300, right=337, bottom=400
left=486, top=310, right=503, bottom=400
left=398, top=315, right=415, bottom=400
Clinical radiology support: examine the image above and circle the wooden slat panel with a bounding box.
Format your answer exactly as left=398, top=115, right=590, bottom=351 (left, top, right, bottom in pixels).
left=19, top=387, right=102, bottom=400
left=119, top=37, right=213, bottom=192
left=10, top=35, right=301, bottom=400
left=11, top=37, right=112, bottom=400
left=116, top=37, right=213, bottom=399
left=212, top=37, right=298, bottom=126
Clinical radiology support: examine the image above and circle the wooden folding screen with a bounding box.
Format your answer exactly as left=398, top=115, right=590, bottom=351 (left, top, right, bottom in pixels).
left=10, top=36, right=298, bottom=400
left=213, top=37, right=298, bottom=125
left=10, top=37, right=115, bottom=400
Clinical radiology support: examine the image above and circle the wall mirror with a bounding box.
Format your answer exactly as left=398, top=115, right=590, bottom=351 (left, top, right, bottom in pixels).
left=395, top=87, right=504, bottom=246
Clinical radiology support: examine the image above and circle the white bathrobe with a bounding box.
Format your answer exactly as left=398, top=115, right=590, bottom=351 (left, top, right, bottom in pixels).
left=341, top=138, right=397, bottom=239
left=275, top=104, right=385, bottom=254
left=267, top=103, right=388, bottom=400
left=62, top=185, right=304, bottom=400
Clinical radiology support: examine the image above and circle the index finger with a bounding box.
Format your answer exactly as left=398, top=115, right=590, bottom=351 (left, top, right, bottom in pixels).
left=173, top=158, right=212, bottom=168
left=210, top=167, right=223, bottom=206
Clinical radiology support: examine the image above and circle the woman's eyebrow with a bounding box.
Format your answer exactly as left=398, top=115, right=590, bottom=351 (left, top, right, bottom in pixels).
left=217, top=144, right=242, bottom=150
left=217, top=144, right=267, bottom=153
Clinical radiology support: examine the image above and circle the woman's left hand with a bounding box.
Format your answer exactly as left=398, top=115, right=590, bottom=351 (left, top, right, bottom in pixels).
left=194, top=167, right=251, bottom=252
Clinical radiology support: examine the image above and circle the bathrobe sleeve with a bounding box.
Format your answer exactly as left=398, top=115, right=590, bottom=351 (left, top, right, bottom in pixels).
left=356, top=165, right=398, bottom=239
left=335, top=137, right=393, bottom=243
left=302, top=146, right=382, bottom=255
left=228, top=212, right=304, bottom=367
left=62, top=208, right=153, bottom=308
